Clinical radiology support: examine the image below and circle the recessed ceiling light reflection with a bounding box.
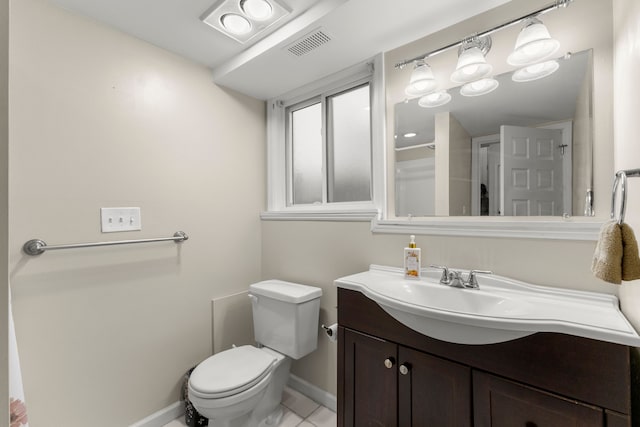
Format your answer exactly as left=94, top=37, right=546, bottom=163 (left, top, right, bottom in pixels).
left=403, top=132, right=417, bottom=138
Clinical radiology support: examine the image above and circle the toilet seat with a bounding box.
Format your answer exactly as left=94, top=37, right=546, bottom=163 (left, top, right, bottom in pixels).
left=189, top=346, right=277, bottom=399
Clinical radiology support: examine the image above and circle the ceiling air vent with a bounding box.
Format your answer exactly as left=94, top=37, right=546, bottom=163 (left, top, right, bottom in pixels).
left=286, top=28, right=332, bottom=57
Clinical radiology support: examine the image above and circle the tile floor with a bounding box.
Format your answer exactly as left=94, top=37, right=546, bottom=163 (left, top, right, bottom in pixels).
left=163, top=386, right=336, bottom=427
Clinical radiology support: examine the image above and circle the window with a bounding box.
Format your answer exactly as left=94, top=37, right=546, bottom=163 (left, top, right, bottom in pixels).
left=288, top=83, right=372, bottom=205
left=264, top=56, right=384, bottom=220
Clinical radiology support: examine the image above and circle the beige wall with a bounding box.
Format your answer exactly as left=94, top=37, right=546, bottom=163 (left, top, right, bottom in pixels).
left=433, top=112, right=471, bottom=215
left=573, top=58, right=593, bottom=213
left=614, top=0, right=640, bottom=329
left=1, top=0, right=8, bottom=425
left=434, top=112, right=450, bottom=215
left=449, top=114, right=472, bottom=216
left=8, top=0, right=265, bottom=425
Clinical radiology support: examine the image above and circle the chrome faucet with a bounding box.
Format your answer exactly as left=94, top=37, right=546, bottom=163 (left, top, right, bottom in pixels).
left=431, top=266, right=492, bottom=289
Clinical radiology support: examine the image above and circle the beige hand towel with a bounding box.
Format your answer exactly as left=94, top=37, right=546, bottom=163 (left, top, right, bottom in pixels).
left=621, top=223, right=640, bottom=281
left=591, top=220, right=623, bottom=284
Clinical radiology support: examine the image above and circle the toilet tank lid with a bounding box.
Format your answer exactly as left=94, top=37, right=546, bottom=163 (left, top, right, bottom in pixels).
left=249, top=280, right=322, bottom=303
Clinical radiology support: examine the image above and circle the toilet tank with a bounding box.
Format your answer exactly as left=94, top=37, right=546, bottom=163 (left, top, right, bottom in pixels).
left=249, top=280, right=322, bottom=360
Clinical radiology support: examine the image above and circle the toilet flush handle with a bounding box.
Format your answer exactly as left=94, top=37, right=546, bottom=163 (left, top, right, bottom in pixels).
left=248, top=293, right=258, bottom=304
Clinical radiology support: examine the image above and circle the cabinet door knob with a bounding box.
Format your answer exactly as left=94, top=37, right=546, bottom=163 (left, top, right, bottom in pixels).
left=399, top=364, right=411, bottom=375
left=384, top=358, right=395, bottom=369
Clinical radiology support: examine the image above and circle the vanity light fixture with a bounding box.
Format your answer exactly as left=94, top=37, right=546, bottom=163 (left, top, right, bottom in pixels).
left=451, top=36, right=493, bottom=84
left=406, top=60, right=438, bottom=96
left=201, top=0, right=290, bottom=43
left=507, top=17, right=560, bottom=66
left=418, top=90, right=452, bottom=108
left=395, top=0, right=573, bottom=96
left=460, top=77, right=499, bottom=97
left=512, top=59, right=560, bottom=82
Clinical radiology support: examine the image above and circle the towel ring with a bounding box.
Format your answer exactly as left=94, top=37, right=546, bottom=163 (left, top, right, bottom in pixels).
left=611, top=169, right=640, bottom=225
left=611, top=171, right=627, bottom=225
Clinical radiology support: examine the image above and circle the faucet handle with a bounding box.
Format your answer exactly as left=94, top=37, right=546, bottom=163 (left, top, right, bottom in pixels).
left=468, top=270, right=493, bottom=288
left=430, top=265, right=451, bottom=284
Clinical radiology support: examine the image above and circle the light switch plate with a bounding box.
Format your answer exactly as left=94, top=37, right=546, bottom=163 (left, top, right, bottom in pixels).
left=101, top=207, right=142, bottom=233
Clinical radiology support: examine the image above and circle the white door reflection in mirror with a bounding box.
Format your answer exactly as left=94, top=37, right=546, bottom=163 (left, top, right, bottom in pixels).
left=500, top=125, right=565, bottom=216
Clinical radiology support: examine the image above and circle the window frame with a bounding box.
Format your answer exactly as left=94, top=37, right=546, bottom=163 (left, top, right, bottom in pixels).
left=263, top=54, right=386, bottom=221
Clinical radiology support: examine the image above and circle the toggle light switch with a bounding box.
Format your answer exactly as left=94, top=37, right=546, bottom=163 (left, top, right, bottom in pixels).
left=101, top=207, right=142, bottom=233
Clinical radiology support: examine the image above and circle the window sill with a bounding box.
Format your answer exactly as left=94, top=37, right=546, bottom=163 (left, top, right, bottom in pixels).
left=261, top=208, right=380, bottom=222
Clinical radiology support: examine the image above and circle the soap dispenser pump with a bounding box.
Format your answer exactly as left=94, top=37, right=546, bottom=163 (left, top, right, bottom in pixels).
left=404, top=235, right=421, bottom=279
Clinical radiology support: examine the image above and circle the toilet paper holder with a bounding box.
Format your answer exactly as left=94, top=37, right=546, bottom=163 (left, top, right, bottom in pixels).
left=321, top=323, right=338, bottom=342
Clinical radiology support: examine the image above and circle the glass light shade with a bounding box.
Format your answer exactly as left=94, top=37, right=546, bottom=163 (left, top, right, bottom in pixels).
left=451, top=46, right=493, bottom=83
left=512, top=60, right=559, bottom=82
left=241, top=0, right=273, bottom=21
left=418, top=90, right=452, bottom=108
left=460, top=78, right=499, bottom=97
left=220, top=13, right=252, bottom=35
left=507, top=18, right=560, bottom=66
left=409, top=61, right=438, bottom=95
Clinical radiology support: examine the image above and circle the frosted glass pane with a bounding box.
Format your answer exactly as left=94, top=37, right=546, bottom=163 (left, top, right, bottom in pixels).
left=291, top=102, right=322, bottom=204
left=328, top=85, right=371, bottom=202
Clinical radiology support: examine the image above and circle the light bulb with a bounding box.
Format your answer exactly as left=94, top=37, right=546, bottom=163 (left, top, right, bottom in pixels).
left=460, top=78, right=499, bottom=97
left=241, top=0, right=273, bottom=21
left=220, top=13, right=252, bottom=35
left=409, top=61, right=437, bottom=95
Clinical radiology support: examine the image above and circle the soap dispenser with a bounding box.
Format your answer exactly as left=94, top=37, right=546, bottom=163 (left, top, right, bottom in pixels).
left=404, top=235, right=421, bottom=279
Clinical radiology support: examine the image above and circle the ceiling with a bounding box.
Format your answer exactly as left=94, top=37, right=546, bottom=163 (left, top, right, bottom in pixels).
left=48, top=0, right=512, bottom=100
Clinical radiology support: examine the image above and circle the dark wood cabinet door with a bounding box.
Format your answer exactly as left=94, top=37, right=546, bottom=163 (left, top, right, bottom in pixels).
left=473, top=371, right=603, bottom=427
left=343, top=329, right=398, bottom=427
left=398, top=346, right=471, bottom=427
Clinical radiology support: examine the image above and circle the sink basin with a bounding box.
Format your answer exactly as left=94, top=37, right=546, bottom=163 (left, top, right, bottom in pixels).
left=335, top=265, right=640, bottom=345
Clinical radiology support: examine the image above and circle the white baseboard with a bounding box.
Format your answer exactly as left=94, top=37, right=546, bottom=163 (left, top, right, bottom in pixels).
left=129, top=401, right=184, bottom=427
left=130, top=375, right=336, bottom=426
left=287, top=374, right=337, bottom=413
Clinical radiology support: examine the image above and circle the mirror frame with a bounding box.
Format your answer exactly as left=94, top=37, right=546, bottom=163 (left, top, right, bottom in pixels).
left=372, top=0, right=610, bottom=241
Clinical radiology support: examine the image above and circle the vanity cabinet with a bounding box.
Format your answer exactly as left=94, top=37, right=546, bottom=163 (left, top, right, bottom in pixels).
left=343, top=329, right=471, bottom=426
left=337, top=288, right=635, bottom=427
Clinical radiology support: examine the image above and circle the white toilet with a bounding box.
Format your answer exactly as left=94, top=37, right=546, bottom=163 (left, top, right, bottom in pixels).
left=188, top=280, right=322, bottom=427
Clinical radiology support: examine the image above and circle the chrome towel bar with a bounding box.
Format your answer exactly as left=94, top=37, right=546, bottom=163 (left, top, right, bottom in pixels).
left=22, top=231, right=188, bottom=256
left=611, top=169, right=640, bottom=224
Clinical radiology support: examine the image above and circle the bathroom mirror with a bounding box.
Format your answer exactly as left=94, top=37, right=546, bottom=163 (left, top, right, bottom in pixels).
left=394, top=49, right=591, bottom=217
left=383, top=0, right=611, bottom=230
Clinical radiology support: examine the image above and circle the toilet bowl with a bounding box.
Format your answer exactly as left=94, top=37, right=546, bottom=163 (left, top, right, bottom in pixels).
left=188, top=280, right=322, bottom=427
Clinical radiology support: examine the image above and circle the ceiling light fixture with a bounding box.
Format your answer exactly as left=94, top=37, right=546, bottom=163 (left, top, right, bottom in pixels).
left=241, top=0, right=273, bottom=21
left=451, top=36, right=493, bottom=84
left=220, top=13, right=252, bottom=35
left=201, top=0, right=290, bottom=44
left=507, top=17, right=560, bottom=66
left=512, top=59, right=560, bottom=82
